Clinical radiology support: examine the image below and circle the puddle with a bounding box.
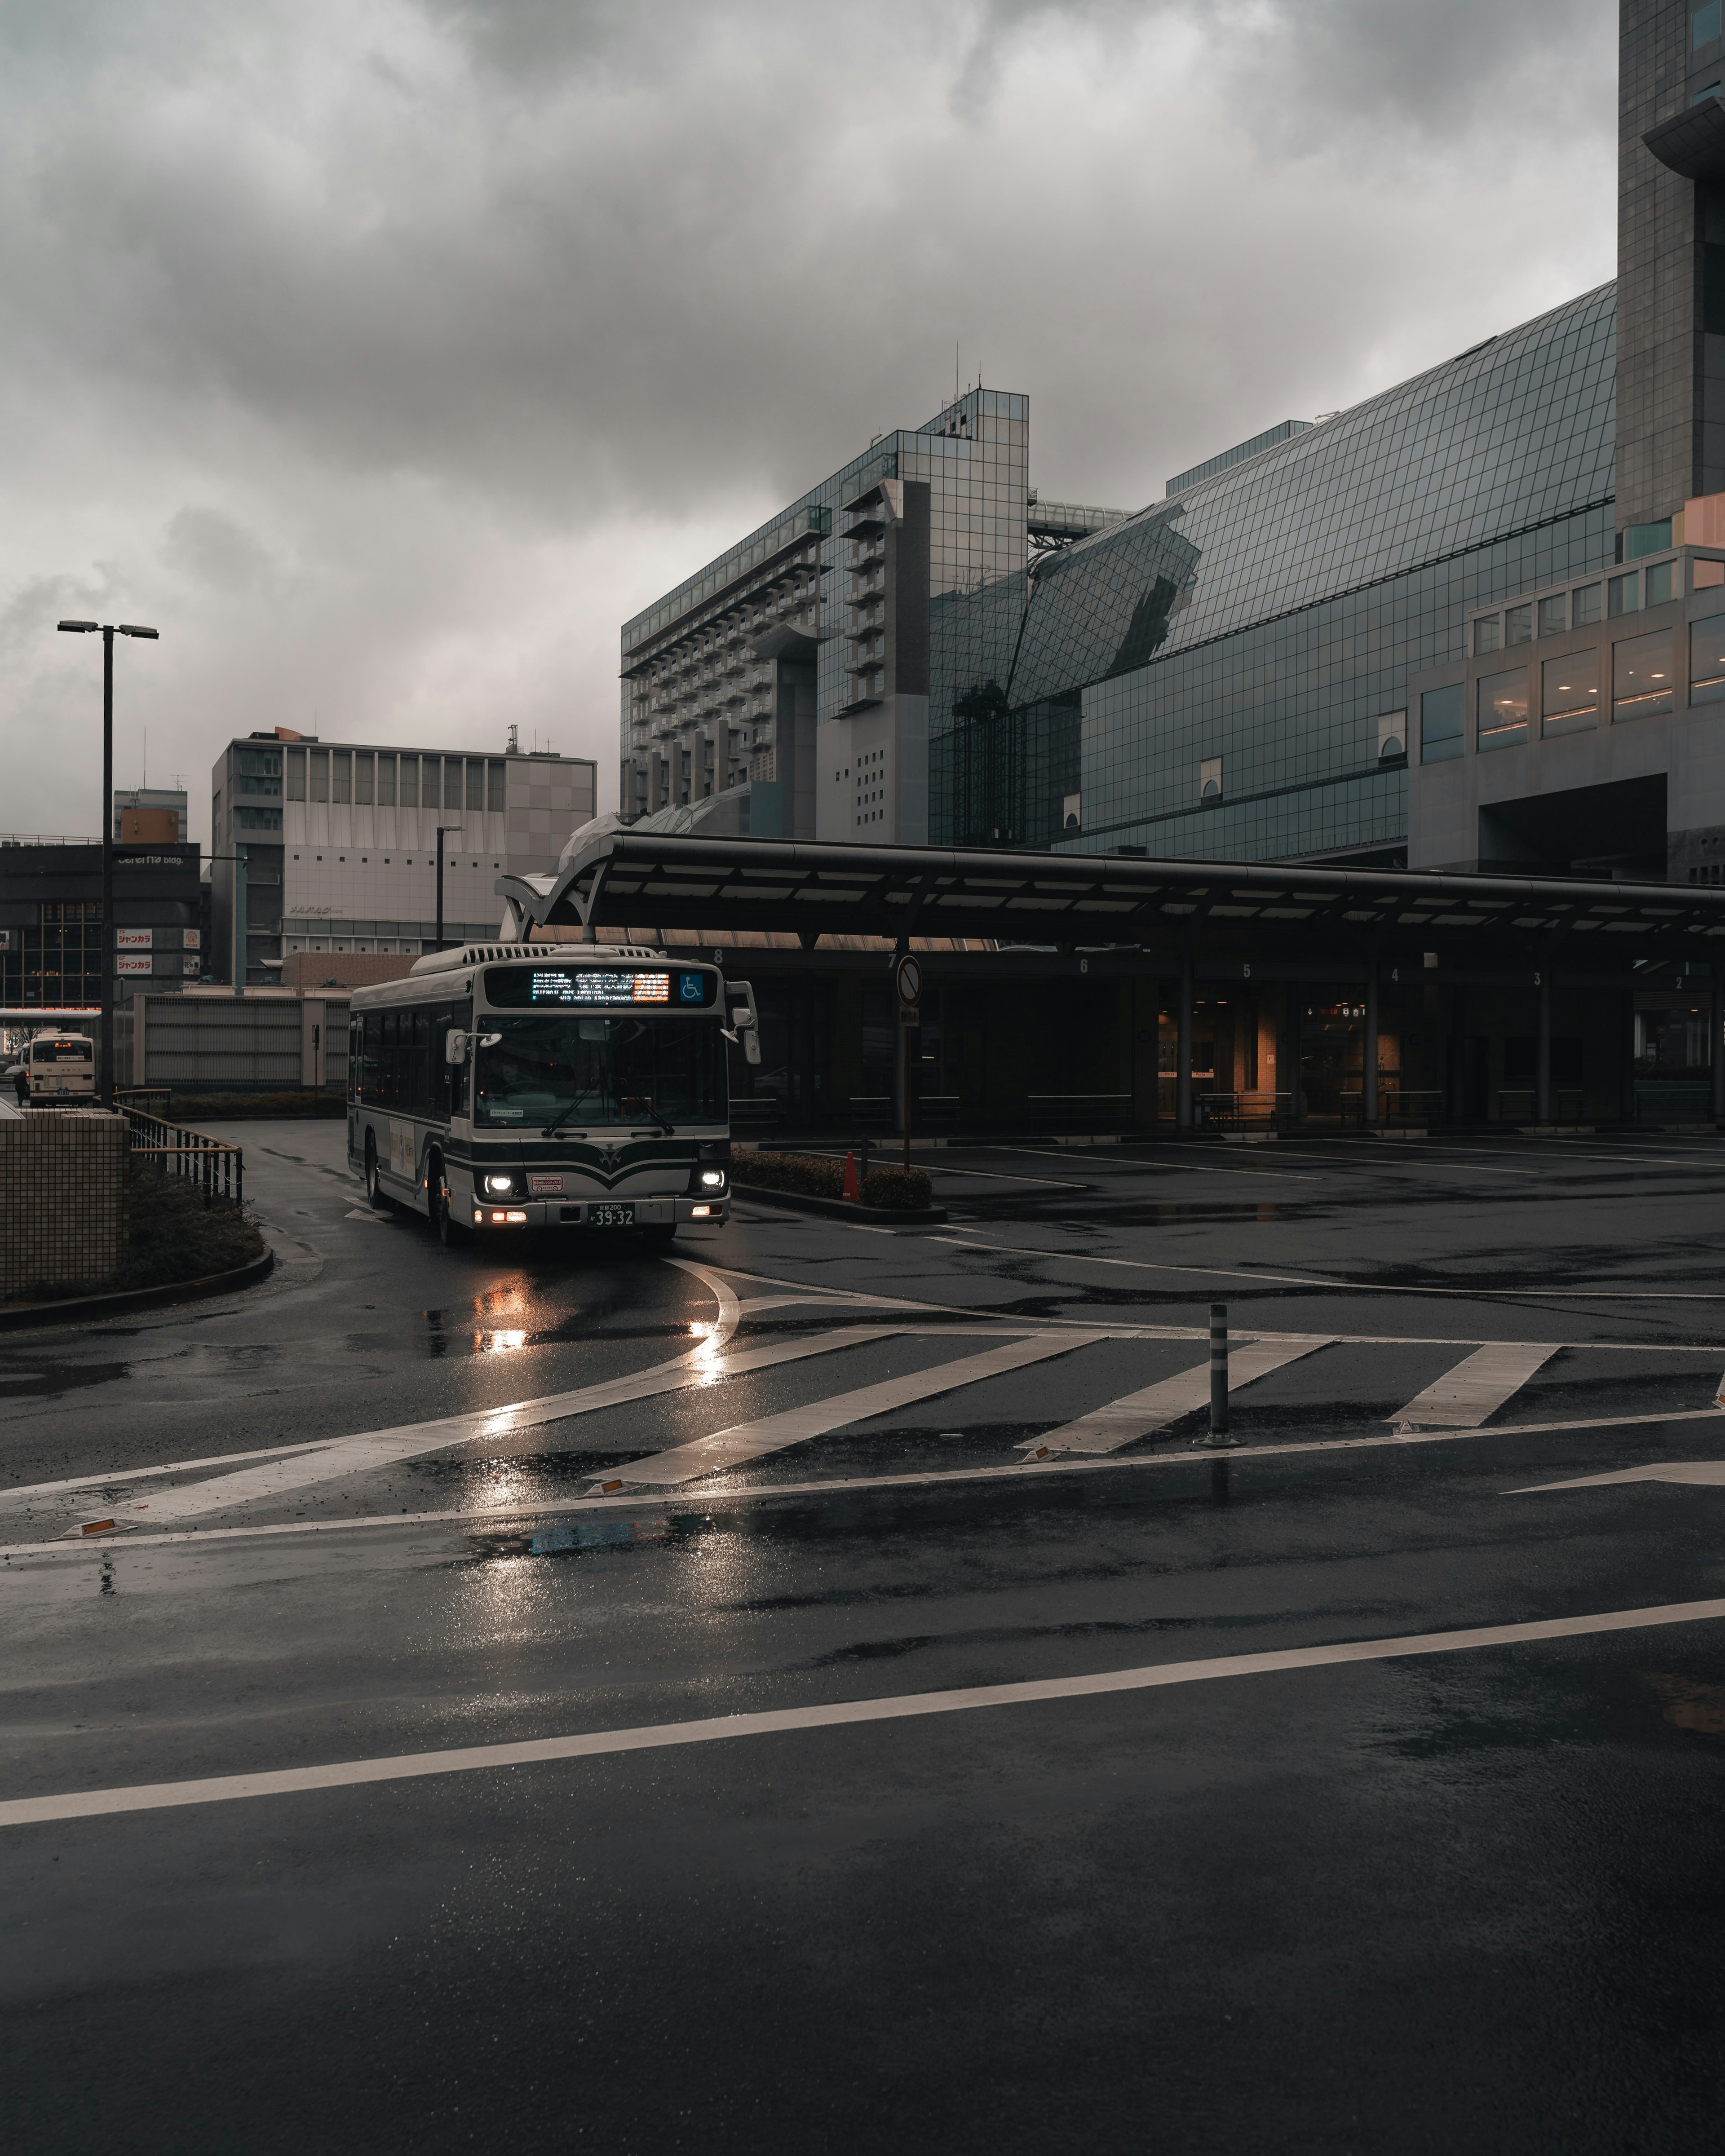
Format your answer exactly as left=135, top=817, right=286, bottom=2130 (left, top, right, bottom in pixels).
left=0, top=1357, right=130, bottom=1400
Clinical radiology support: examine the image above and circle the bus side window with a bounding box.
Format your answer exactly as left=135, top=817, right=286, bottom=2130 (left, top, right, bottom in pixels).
left=408, top=1008, right=431, bottom=1118
left=380, top=1012, right=399, bottom=1108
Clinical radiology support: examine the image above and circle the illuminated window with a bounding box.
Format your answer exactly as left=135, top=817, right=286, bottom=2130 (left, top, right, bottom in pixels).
left=1612, top=628, right=1675, bottom=720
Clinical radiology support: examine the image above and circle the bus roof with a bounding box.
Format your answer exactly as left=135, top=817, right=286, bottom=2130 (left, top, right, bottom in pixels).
left=350, top=946, right=721, bottom=1012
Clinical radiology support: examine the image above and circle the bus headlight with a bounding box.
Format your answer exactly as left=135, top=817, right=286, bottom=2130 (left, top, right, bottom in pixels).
left=700, top=1170, right=725, bottom=1188
left=484, top=1174, right=516, bottom=1194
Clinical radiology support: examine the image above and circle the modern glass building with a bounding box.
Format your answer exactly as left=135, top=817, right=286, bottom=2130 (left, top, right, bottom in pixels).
left=1036, top=286, right=1617, bottom=864
left=618, top=389, right=1129, bottom=845
left=621, top=290, right=1621, bottom=869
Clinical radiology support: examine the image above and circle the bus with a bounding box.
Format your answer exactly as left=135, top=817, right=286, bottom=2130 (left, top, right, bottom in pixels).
left=347, top=942, right=757, bottom=1246
left=12, top=1033, right=97, bottom=1103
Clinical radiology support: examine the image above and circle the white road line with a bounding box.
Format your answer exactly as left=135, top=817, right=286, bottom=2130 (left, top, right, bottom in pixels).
left=995, top=1145, right=1319, bottom=1183
left=1285, top=1142, right=1532, bottom=1178
left=926, top=1233, right=1725, bottom=1301
left=710, top=1266, right=1725, bottom=1352
left=1512, top=1461, right=1725, bottom=1491
left=73, top=1325, right=903, bottom=1533
left=1031, top=1335, right=1334, bottom=1455
left=605, top=1331, right=1110, bottom=1488
left=8, top=1595, right=1725, bottom=1829
left=1391, top=1342, right=1560, bottom=1430
left=0, top=1436, right=348, bottom=1511
left=1424, top=1140, right=1711, bottom=1172
left=9, top=1404, right=1725, bottom=1562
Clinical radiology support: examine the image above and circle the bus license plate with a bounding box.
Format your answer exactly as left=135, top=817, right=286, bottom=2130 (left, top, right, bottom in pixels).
left=589, top=1202, right=635, bottom=1227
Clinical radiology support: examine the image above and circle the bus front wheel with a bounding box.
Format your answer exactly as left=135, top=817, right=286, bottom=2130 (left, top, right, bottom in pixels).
left=363, top=1137, right=392, bottom=1212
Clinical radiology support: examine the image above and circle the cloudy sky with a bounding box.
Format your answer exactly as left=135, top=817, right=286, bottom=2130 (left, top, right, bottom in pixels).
left=1, top=0, right=1616, bottom=846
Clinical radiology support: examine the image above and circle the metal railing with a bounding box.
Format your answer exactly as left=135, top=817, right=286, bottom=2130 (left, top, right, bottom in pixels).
left=1495, top=1087, right=1585, bottom=1124
left=119, top=1103, right=244, bottom=1207
left=1200, top=1087, right=1443, bottom=1129
left=1028, top=1092, right=1132, bottom=1132
left=1338, top=1087, right=1445, bottom=1125
left=1198, top=1090, right=1289, bottom=1128
left=115, top=1087, right=172, bottom=1120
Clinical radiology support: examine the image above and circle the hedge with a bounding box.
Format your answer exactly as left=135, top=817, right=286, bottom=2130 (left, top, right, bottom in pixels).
left=860, top=1166, right=933, bottom=1211
left=730, top=1152, right=845, bottom=1198
left=166, top=1092, right=347, bottom=1121
left=730, top=1152, right=933, bottom=1211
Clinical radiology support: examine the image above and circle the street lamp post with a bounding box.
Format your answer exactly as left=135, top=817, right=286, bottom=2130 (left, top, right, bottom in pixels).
left=435, top=826, right=454, bottom=951
left=57, top=619, right=159, bottom=1108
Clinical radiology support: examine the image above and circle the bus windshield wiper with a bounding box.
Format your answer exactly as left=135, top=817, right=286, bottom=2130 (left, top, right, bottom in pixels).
left=641, top=1106, right=675, bottom=1135
left=541, top=1101, right=586, bottom=1139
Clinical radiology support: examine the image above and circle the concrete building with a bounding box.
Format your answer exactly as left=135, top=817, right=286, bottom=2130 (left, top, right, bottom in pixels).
left=0, top=837, right=202, bottom=1013
left=617, top=390, right=1125, bottom=847
left=112, top=786, right=188, bottom=844
left=116, top=983, right=350, bottom=1095
left=1405, top=1, right=1725, bottom=887
left=210, top=731, right=596, bottom=985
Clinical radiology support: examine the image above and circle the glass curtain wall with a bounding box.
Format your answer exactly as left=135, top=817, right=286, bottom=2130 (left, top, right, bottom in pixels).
left=1056, top=282, right=1616, bottom=863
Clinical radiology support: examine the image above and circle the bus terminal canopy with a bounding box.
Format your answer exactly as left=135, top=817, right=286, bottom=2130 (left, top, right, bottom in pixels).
left=496, top=834, right=1725, bottom=971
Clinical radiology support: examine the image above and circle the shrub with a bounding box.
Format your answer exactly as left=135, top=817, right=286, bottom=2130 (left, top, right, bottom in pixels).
left=165, top=1091, right=346, bottom=1121
left=729, top=1151, right=846, bottom=1198
left=861, top=1166, right=933, bottom=1211
left=729, top=1152, right=933, bottom=1211
left=116, top=1172, right=266, bottom=1289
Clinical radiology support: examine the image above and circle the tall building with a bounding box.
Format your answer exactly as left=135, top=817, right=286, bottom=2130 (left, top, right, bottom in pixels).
left=210, top=732, right=595, bottom=985
left=1053, top=290, right=1616, bottom=865
left=618, top=2, right=1725, bottom=885
left=617, top=389, right=1125, bottom=846
left=1401, top=0, right=1725, bottom=878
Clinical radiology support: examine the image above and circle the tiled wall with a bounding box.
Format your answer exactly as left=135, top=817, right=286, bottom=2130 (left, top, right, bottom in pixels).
left=0, top=1111, right=128, bottom=1299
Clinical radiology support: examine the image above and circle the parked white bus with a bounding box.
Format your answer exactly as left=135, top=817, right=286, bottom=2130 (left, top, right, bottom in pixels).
left=347, top=943, right=756, bottom=1246
left=13, top=1033, right=97, bottom=1103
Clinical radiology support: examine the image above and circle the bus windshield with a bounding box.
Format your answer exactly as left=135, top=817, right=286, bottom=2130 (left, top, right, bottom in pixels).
left=473, top=1014, right=725, bottom=1131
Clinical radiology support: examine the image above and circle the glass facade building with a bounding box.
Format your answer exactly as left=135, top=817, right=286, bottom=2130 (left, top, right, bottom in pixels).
left=622, top=389, right=1084, bottom=844
left=1046, top=284, right=1617, bottom=863
left=624, top=286, right=1621, bottom=868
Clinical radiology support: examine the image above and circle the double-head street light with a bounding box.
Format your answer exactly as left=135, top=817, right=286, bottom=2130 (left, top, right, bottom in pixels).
left=57, top=619, right=159, bottom=1108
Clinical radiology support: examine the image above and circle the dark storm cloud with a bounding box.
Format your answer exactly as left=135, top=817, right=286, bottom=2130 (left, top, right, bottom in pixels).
left=0, top=0, right=1615, bottom=838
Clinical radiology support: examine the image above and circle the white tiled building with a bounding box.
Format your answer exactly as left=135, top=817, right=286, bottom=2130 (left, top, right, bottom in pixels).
left=211, top=732, right=596, bottom=984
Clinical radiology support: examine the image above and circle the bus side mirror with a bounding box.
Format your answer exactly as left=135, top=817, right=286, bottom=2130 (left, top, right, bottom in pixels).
left=445, top=1030, right=468, bottom=1065
left=725, top=979, right=761, bottom=1067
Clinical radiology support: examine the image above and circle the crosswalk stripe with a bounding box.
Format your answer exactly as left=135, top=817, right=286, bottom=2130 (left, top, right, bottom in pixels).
left=70, top=1324, right=896, bottom=1534
left=608, top=1331, right=1110, bottom=1488
left=1030, top=1335, right=1336, bottom=1455
left=1392, top=1342, right=1560, bottom=1430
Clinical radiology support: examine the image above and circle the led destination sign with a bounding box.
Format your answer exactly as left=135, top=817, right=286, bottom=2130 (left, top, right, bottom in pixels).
left=484, top=965, right=715, bottom=1009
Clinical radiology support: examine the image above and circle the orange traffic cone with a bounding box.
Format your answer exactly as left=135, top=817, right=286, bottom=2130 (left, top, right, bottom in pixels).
left=841, top=1149, right=860, bottom=1201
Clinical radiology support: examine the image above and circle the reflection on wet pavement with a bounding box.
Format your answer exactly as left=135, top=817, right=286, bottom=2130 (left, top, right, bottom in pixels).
left=0, top=1357, right=130, bottom=1399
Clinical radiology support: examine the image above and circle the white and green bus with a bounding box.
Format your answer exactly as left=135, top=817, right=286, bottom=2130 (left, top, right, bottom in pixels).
left=347, top=943, right=755, bottom=1246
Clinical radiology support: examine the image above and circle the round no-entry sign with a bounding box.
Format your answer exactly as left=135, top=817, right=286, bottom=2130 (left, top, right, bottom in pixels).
left=895, top=953, right=922, bottom=1007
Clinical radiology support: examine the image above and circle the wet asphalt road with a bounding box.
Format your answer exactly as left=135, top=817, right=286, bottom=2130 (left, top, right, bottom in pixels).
left=6, top=1122, right=1725, bottom=2152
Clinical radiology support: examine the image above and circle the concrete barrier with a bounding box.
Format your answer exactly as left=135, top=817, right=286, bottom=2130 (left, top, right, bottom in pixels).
left=0, top=1110, right=128, bottom=1299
